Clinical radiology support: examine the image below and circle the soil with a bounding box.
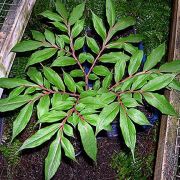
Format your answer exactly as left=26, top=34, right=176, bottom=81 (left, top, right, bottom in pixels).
left=0, top=117, right=158, bottom=180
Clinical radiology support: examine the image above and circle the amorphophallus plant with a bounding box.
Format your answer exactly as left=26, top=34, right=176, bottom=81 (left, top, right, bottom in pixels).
left=0, top=0, right=180, bottom=179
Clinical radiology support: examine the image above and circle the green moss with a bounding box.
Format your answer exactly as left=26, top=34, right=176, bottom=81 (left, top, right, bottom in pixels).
left=114, top=0, right=171, bottom=54
left=9, top=57, right=27, bottom=78
left=0, top=140, right=21, bottom=166
left=111, top=151, right=155, bottom=179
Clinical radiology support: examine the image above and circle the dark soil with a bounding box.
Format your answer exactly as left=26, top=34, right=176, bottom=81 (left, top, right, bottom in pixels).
left=0, top=118, right=158, bottom=180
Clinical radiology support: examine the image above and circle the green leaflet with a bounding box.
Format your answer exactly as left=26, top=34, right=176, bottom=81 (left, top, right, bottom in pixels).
left=74, top=37, right=85, bottom=50
left=31, top=30, right=45, bottom=42
left=80, top=90, right=97, bottom=98
left=37, top=95, right=50, bottom=119
left=120, top=106, right=136, bottom=158
left=9, top=86, right=25, bottom=98
left=67, top=113, right=80, bottom=127
left=52, top=101, right=74, bottom=111
left=143, top=43, right=165, bottom=71
left=12, top=102, right=34, bottom=141
left=43, top=66, right=65, bottom=91
left=0, top=95, right=32, bottom=112
left=61, top=136, right=76, bottom=161
left=121, top=96, right=139, bottom=108
left=45, top=130, right=61, bottom=180
left=93, top=65, right=110, bottom=76
left=169, top=79, right=180, bottom=91
left=59, top=35, right=70, bottom=44
left=79, top=53, right=94, bottom=63
left=142, top=74, right=175, bottom=91
left=89, top=74, right=99, bottom=80
left=76, top=83, right=84, bottom=93
left=99, top=92, right=116, bottom=104
left=55, top=0, right=68, bottom=20
left=86, top=36, right=100, bottom=54
left=127, top=108, right=150, bottom=125
left=51, top=93, right=67, bottom=106
left=70, top=69, right=84, bottom=77
left=131, top=74, right=149, bottom=90
left=106, top=0, right=116, bottom=27
left=26, top=48, right=57, bottom=67
left=109, top=17, right=136, bottom=39
left=83, top=114, right=100, bottom=126
left=115, top=34, right=143, bottom=43
left=63, top=124, right=74, bottom=137
left=122, top=43, right=137, bottom=55
left=41, top=10, right=63, bottom=22
left=121, top=78, right=134, bottom=91
left=56, top=35, right=64, bottom=49
left=44, top=29, right=55, bottom=45
left=68, top=3, right=85, bottom=25
left=133, top=93, right=143, bottom=104
left=78, top=121, right=97, bottom=161
left=102, top=73, right=112, bottom=88
left=143, top=92, right=177, bottom=116
left=96, top=102, right=119, bottom=134
left=79, top=96, right=105, bottom=109
left=51, top=56, right=76, bottom=67
left=71, top=19, right=85, bottom=38
left=114, top=60, right=126, bottom=83
left=19, top=123, right=60, bottom=150
left=93, top=80, right=101, bottom=90
left=39, top=110, right=67, bottom=123
left=63, top=71, right=76, bottom=92
left=92, top=12, right=106, bottom=40
left=51, top=22, right=68, bottom=32
left=128, top=50, right=143, bottom=75
left=159, top=60, right=180, bottom=73
left=12, top=40, right=43, bottom=52
left=80, top=108, right=98, bottom=115
left=24, top=87, right=37, bottom=95
left=99, top=52, right=130, bottom=63
left=27, top=67, right=43, bottom=85
left=0, top=78, right=36, bottom=89
left=44, top=78, right=51, bottom=89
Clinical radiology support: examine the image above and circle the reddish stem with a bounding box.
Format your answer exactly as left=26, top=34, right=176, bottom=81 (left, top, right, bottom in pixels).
left=66, top=24, right=86, bottom=77
left=39, top=85, right=80, bottom=97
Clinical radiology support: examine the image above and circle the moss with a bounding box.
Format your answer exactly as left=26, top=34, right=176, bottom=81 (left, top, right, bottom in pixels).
left=0, top=140, right=21, bottom=166
left=111, top=151, right=155, bottom=179
left=114, top=0, right=171, bottom=54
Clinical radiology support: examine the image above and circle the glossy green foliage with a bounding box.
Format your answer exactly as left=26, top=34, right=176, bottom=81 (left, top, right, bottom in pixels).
left=0, top=0, right=178, bottom=179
